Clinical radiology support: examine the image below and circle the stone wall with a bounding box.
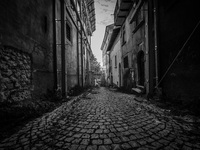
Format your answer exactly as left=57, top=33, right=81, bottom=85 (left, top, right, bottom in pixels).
left=0, top=46, right=32, bottom=102
left=0, top=0, right=54, bottom=101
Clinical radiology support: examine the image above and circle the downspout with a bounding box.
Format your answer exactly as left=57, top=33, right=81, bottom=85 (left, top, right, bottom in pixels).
left=80, top=0, right=84, bottom=87
left=60, top=0, right=66, bottom=97
left=53, top=0, right=57, bottom=91
left=75, top=1, right=80, bottom=86
left=153, top=0, right=159, bottom=87
left=77, top=21, right=80, bottom=86
left=81, top=32, right=84, bottom=87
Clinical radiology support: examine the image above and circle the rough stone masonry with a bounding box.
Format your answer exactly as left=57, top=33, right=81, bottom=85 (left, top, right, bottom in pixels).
left=0, top=46, right=32, bottom=102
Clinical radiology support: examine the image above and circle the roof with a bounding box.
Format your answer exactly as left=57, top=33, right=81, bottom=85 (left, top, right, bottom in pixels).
left=100, top=24, right=114, bottom=50
left=106, top=26, right=120, bottom=52
left=86, top=0, right=96, bottom=32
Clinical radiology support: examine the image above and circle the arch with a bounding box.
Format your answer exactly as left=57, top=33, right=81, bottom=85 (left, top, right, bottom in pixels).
left=137, top=51, right=145, bottom=86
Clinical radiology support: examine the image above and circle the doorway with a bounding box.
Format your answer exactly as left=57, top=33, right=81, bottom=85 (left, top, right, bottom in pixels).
left=137, top=51, right=145, bottom=86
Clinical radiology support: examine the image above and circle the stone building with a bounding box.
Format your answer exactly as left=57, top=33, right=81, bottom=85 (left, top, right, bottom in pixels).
left=0, top=0, right=96, bottom=102
left=55, top=0, right=96, bottom=96
left=101, top=24, right=114, bottom=86
left=106, top=0, right=200, bottom=103
left=106, top=27, right=121, bottom=88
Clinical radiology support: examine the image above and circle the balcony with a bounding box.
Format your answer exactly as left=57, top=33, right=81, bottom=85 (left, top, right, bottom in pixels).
left=114, top=0, right=134, bottom=26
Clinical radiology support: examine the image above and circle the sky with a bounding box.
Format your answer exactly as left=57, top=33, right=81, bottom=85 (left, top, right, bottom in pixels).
left=91, top=0, right=116, bottom=66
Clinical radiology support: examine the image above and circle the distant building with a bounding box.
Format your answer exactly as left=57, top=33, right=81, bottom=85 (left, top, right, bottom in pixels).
left=106, top=27, right=121, bottom=88
left=0, top=0, right=96, bottom=102
left=101, top=24, right=114, bottom=86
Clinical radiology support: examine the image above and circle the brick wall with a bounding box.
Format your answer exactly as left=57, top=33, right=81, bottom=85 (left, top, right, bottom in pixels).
left=0, top=46, right=32, bottom=102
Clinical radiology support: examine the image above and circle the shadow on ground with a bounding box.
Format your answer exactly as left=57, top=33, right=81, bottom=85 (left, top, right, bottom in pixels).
left=0, top=87, right=91, bottom=142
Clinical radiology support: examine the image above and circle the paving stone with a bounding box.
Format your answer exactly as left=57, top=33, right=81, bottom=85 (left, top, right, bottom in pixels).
left=99, top=134, right=108, bottom=139
left=86, top=145, right=97, bottom=150
left=91, top=134, right=99, bottom=139
left=80, top=139, right=90, bottom=145
left=129, top=141, right=139, bottom=148
left=0, top=87, right=200, bottom=149
left=108, top=133, right=116, bottom=138
left=73, top=133, right=83, bottom=138
left=104, top=138, right=112, bottom=144
left=82, top=134, right=90, bottom=139
left=112, top=137, right=121, bottom=144
left=98, top=145, right=111, bottom=150
left=92, top=139, right=103, bottom=145
left=65, top=137, right=74, bottom=142
left=121, top=142, right=132, bottom=149
left=111, top=144, right=121, bottom=150
left=72, top=138, right=82, bottom=144
left=77, top=145, right=87, bottom=150
left=95, top=129, right=103, bottom=134
left=151, top=141, right=163, bottom=148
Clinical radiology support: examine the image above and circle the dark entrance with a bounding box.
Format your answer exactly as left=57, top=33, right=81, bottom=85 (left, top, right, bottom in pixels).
left=137, top=51, right=145, bottom=86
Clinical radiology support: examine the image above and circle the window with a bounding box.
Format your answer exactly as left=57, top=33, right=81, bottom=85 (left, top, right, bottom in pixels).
left=137, top=51, right=145, bottom=86
left=132, top=5, right=145, bottom=33
left=124, top=56, right=129, bottom=68
left=42, top=16, right=48, bottom=34
left=122, top=25, right=126, bottom=45
left=66, top=22, right=71, bottom=42
left=115, top=55, right=117, bottom=68
left=136, top=8, right=144, bottom=26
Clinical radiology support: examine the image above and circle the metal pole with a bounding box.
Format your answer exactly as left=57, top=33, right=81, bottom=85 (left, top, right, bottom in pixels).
left=77, top=21, right=80, bottom=86
left=61, top=0, right=66, bottom=97
left=53, top=0, right=57, bottom=91
left=153, top=0, right=159, bottom=87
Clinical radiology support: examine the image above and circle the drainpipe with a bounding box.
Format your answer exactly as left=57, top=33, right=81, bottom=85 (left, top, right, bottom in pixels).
left=153, top=0, right=159, bottom=87
left=75, top=0, right=79, bottom=86
left=77, top=21, right=80, bottom=86
left=53, top=0, right=57, bottom=91
left=60, top=0, right=66, bottom=97
left=80, top=0, right=84, bottom=87
left=81, top=31, right=84, bottom=87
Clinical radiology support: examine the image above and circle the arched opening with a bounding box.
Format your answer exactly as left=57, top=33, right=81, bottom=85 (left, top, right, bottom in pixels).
left=137, top=51, right=145, bottom=86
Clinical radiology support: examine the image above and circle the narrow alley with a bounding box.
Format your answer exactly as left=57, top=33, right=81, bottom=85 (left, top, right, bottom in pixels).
left=0, top=87, right=200, bottom=150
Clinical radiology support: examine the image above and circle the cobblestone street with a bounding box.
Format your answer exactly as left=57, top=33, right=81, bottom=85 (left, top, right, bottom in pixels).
left=0, top=87, right=200, bottom=150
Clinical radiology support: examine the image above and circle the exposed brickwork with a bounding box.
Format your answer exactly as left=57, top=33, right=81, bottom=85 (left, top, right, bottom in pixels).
left=0, top=0, right=54, bottom=100
left=0, top=46, right=32, bottom=102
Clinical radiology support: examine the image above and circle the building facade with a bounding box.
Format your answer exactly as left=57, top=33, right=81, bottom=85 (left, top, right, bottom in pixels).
left=107, top=0, right=200, bottom=103
left=101, top=24, right=114, bottom=86
left=106, top=27, right=121, bottom=88
left=0, top=0, right=96, bottom=102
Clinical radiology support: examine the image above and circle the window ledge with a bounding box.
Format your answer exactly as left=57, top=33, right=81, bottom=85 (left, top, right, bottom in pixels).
left=121, top=41, right=126, bottom=46
left=132, top=20, right=145, bottom=34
